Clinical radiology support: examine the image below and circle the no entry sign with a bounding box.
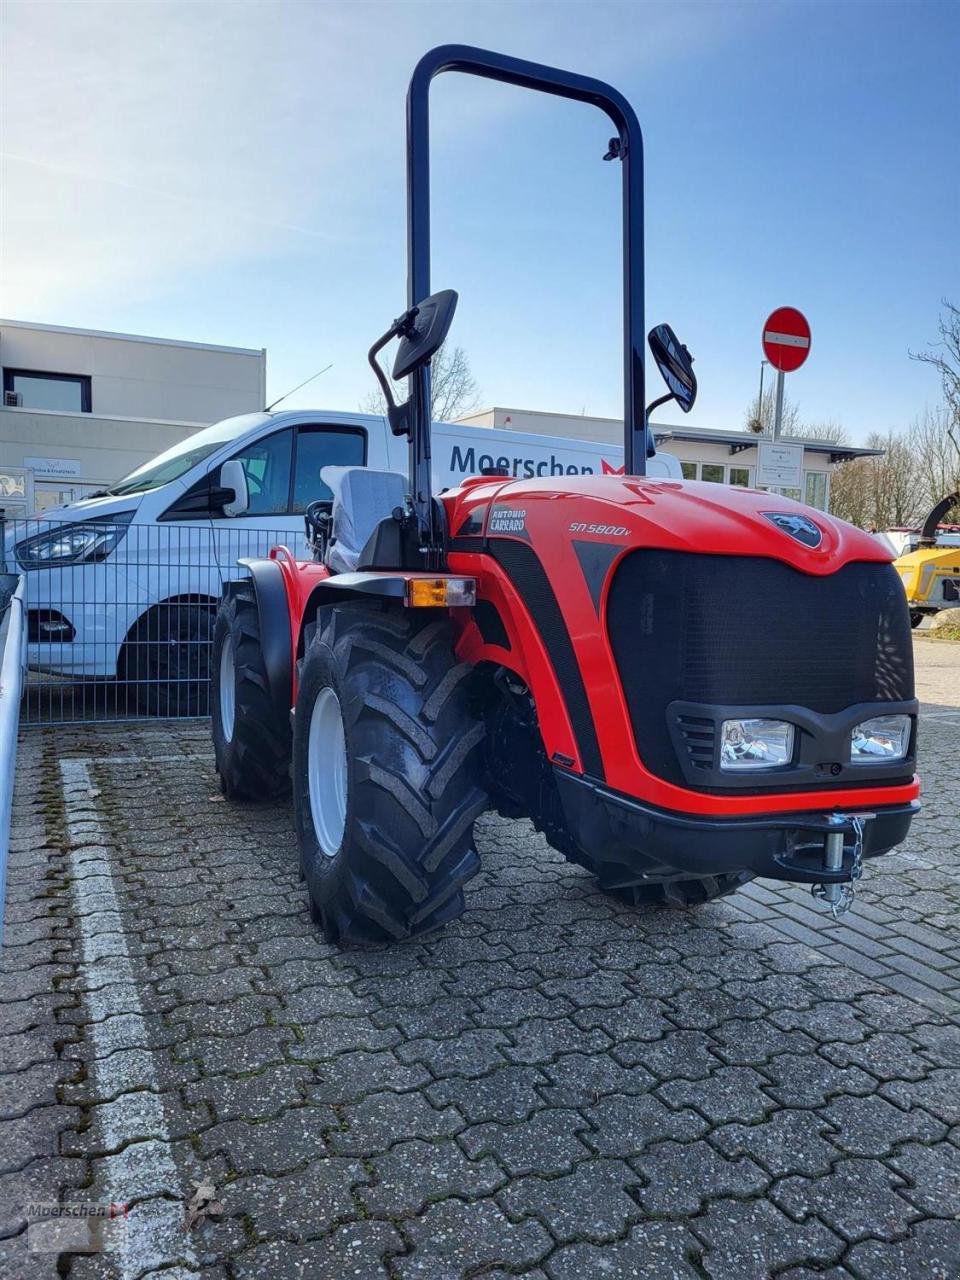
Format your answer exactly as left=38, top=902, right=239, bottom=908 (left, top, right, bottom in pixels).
left=763, top=307, right=811, bottom=373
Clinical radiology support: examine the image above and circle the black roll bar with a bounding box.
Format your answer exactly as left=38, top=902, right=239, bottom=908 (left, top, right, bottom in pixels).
left=405, top=44, right=647, bottom=553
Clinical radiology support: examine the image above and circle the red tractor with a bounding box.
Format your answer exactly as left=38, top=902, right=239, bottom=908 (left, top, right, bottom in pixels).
left=211, top=45, right=919, bottom=945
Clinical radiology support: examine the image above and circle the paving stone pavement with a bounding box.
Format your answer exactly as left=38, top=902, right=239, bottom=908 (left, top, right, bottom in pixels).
left=0, top=638, right=958, bottom=1279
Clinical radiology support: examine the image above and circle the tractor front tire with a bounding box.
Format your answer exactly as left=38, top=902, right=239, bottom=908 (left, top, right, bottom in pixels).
left=910, top=611, right=924, bottom=629
left=211, top=582, right=290, bottom=800
left=293, top=601, right=487, bottom=945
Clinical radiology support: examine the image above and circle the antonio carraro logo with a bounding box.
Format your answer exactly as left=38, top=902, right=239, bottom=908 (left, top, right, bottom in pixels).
left=488, top=506, right=529, bottom=538
left=762, top=511, right=823, bottom=548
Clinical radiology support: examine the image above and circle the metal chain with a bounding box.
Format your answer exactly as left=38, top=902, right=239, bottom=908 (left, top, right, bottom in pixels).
left=811, top=815, right=865, bottom=920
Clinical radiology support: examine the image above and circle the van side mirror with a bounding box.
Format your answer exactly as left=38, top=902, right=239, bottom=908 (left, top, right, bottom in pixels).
left=648, top=323, right=697, bottom=414
left=219, top=460, right=249, bottom=517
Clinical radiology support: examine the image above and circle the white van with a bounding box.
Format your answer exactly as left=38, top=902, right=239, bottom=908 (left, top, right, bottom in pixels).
left=3, top=408, right=680, bottom=714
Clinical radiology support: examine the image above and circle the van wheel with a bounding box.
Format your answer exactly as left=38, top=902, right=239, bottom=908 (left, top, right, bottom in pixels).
left=212, top=583, right=290, bottom=800
left=293, top=601, right=487, bottom=945
left=120, top=602, right=213, bottom=717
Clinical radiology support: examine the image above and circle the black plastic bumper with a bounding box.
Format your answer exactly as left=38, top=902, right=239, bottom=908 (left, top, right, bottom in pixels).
left=553, top=769, right=919, bottom=885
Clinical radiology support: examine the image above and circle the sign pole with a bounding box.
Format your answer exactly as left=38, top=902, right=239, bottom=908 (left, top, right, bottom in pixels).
left=773, top=367, right=785, bottom=440
left=760, top=307, right=811, bottom=492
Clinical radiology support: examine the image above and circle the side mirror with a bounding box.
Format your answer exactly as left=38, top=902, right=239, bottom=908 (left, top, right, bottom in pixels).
left=648, top=323, right=697, bottom=414
left=392, top=289, right=459, bottom=380
left=219, top=460, right=249, bottom=517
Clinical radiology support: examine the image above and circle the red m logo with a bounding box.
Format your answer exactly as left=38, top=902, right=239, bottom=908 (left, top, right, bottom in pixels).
left=601, top=459, right=625, bottom=475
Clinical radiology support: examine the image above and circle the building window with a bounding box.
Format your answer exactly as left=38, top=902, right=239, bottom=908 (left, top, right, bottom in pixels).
left=3, top=368, right=92, bottom=413
left=701, top=463, right=725, bottom=483
left=680, top=460, right=697, bottom=480
left=729, top=466, right=750, bottom=487
left=805, top=472, right=828, bottom=510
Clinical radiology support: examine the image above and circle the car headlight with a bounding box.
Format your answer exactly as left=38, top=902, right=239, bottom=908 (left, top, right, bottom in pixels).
left=720, top=718, right=795, bottom=770
left=15, top=518, right=131, bottom=570
left=850, top=714, right=911, bottom=764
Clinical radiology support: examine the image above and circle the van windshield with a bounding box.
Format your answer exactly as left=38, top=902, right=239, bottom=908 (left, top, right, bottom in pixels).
left=105, top=414, right=270, bottom=496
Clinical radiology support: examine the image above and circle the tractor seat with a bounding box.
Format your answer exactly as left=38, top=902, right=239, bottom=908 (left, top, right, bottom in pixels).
left=320, top=466, right=407, bottom=575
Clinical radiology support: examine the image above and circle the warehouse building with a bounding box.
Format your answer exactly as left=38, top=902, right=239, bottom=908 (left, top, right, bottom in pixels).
left=0, top=319, right=266, bottom=516
left=456, top=406, right=883, bottom=511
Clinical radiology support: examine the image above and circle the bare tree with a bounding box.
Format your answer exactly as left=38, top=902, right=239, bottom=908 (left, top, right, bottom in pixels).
left=826, top=418, right=954, bottom=531
left=864, top=429, right=925, bottom=528
left=909, top=406, right=960, bottom=523
left=784, top=421, right=848, bottom=445
left=910, top=298, right=960, bottom=428
left=743, top=384, right=801, bottom=435
left=361, top=342, right=480, bottom=422
left=828, top=457, right=875, bottom=528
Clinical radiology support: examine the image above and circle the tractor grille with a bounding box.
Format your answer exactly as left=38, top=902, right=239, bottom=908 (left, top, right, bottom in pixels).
left=606, top=551, right=914, bottom=790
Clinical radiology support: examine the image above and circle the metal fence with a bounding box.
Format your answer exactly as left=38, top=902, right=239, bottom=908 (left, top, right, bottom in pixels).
left=1, top=516, right=305, bottom=725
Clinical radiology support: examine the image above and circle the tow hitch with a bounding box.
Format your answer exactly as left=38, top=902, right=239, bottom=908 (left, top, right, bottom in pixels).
left=810, top=813, right=870, bottom=919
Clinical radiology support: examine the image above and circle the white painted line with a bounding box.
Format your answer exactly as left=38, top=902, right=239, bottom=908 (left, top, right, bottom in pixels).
left=764, top=330, right=810, bottom=348
left=61, top=758, right=198, bottom=1277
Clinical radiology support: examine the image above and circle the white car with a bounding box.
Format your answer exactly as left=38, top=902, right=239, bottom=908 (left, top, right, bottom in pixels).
left=4, top=408, right=680, bottom=715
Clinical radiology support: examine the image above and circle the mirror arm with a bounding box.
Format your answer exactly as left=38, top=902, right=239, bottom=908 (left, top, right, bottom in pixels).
left=645, top=391, right=675, bottom=422
left=368, top=312, right=420, bottom=439
left=209, top=485, right=237, bottom=508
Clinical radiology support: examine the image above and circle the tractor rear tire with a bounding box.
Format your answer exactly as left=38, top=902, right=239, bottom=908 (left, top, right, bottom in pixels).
left=211, top=582, right=290, bottom=800
left=560, top=824, right=757, bottom=906
left=292, top=601, right=487, bottom=945
left=560, top=831, right=754, bottom=908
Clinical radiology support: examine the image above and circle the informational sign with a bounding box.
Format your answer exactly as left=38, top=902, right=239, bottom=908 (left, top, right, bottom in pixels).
left=0, top=466, right=36, bottom=517
left=762, top=307, right=811, bottom=373
left=757, top=441, right=804, bottom=489
left=23, top=456, right=83, bottom=479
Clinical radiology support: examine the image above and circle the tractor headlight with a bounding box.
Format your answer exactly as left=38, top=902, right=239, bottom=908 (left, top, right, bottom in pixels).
left=720, top=718, right=795, bottom=770
left=850, top=715, right=911, bottom=764
left=15, top=517, right=131, bottom=570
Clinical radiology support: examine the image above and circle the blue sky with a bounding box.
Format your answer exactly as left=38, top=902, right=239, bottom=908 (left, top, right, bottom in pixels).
left=2, top=0, right=958, bottom=441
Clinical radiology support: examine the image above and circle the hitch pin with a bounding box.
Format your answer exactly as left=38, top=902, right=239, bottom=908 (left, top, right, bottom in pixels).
left=821, top=814, right=846, bottom=906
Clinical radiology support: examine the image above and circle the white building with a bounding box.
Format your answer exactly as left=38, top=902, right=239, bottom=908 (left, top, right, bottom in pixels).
left=457, top=406, right=883, bottom=511
left=0, top=319, right=266, bottom=515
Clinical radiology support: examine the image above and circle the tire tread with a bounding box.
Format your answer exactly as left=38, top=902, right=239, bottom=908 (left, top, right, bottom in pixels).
left=212, top=582, right=290, bottom=800
left=296, top=602, right=487, bottom=944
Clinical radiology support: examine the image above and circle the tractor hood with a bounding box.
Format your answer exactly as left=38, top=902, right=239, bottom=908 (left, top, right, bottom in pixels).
left=446, top=474, right=889, bottom=576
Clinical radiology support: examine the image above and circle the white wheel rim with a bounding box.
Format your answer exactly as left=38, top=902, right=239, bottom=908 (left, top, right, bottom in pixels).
left=219, top=635, right=236, bottom=742
left=308, top=686, right=347, bottom=857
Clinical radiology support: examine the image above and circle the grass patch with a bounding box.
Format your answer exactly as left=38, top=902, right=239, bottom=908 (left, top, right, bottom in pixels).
left=918, top=620, right=960, bottom=642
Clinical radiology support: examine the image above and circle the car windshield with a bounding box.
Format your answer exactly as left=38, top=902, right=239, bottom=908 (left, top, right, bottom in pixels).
left=105, top=414, right=270, bottom=496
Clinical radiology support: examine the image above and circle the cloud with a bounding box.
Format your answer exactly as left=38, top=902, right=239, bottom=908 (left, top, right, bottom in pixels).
left=1, top=1, right=374, bottom=311
left=1, top=0, right=741, bottom=318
